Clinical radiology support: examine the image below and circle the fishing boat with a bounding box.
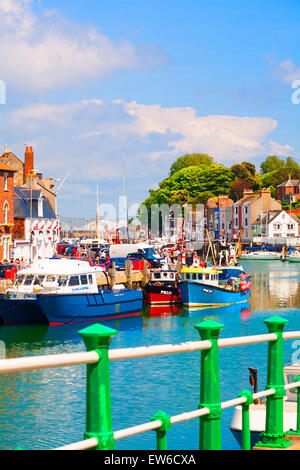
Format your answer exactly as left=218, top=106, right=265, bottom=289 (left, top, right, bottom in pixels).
left=239, top=251, right=281, bottom=260
left=0, top=258, right=143, bottom=325
left=143, top=270, right=181, bottom=305
left=178, top=266, right=251, bottom=307
left=230, top=362, right=300, bottom=448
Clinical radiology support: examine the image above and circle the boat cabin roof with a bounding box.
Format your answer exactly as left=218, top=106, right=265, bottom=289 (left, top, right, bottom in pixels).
left=17, top=259, right=97, bottom=276
left=181, top=267, right=221, bottom=274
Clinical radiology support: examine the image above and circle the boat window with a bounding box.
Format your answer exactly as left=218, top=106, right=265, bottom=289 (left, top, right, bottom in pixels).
left=15, top=275, right=25, bottom=285
left=154, top=273, right=161, bottom=280
left=163, top=273, right=168, bottom=278
left=170, top=273, right=174, bottom=279
left=34, top=276, right=45, bottom=285
left=57, top=276, right=68, bottom=287
left=80, top=275, right=88, bottom=285
left=23, top=275, right=34, bottom=286
left=198, top=274, right=203, bottom=280
left=205, top=274, right=209, bottom=280
left=287, top=374, right=298, bottom=394
left=88, top=274, right=93, bottom=284
left=68, top=276, right=80, bottom=286
left=186, top=273, right=190, bottom=280
left=45, top=275, right=57, bottom=283
left=192, top=273, right=197, bottom=280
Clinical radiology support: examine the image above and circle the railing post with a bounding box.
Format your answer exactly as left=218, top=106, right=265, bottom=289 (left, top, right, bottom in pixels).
left=287, top=375, right=300, bottom=436
left=195, top=319, right=224, bottom=450
left=238, top=389, right=253, bottom=450
left=151, top=410, right=171, bottom=450
left=255, top=315, right=292, bottom=449
left=79, top=323, right=118, bottom=450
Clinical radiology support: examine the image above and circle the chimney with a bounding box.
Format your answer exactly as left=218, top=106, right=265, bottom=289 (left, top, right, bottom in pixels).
left=243, top=188, right=253, bottom=197
left=260, top=188, right=271, bottom=209
left=24, top=146, right=34, bottom=181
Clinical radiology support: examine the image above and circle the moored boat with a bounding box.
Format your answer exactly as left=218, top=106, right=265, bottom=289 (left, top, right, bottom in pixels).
left=239, top=251, right=281, bottom=260
left=0, top=258, right=143, bottom=325
left=178, top=266, right=251, bottom=307
left=286, top=251, right=300, bottom=263
left=144, top=270, right=181, bottom=305
left=230, top=362, right=300, bottom=448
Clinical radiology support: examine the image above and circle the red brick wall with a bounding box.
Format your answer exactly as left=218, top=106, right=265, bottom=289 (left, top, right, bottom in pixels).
left=0, top=170, right=14, bottom=224
left=12, top=219, right=25, bottom=240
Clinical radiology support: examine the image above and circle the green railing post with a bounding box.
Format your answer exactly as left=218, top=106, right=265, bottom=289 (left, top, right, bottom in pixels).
left=238, top=389, right=253, bottom=450
left=255, top=316, right=292, bottom=449
left=151, top=410, right=171, bottom=450
left=287, top=375, right=300, bottom=436
left=195, top=319, right=224, bottom=450
left=79, top=323, right=118, bottom=450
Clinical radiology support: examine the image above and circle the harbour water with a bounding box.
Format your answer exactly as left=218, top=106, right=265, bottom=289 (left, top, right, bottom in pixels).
left=0, top=260, right=299, bottom=450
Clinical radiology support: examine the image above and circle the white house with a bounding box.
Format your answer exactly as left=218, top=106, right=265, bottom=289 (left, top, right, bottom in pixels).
left=13, top=187, right=60, bottom=261
left=252, top=210, right=300, bottom=239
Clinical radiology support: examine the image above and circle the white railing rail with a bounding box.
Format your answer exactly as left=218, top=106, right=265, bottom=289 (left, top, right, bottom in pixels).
left=52, top=382, right=300, bottom=451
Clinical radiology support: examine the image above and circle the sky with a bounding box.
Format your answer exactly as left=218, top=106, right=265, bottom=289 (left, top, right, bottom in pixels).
left=1, top=0, right=300, bottom=219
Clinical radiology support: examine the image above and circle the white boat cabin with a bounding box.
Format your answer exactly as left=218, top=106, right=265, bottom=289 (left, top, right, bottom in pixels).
left=180, top=268, right=220, bottom=287
left=150, top=270, right=177, bottom=284
left=9, top=259, right=99, bottom=295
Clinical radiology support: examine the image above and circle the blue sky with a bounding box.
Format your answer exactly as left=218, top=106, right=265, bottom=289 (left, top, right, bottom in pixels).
left=1, top=0, right=300, bottom=218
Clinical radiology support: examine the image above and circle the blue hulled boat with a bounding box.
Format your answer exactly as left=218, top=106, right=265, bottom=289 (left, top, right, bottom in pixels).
left=178, top=267, right=251, bottom=307
left=0, top=259, right=143, bottom=325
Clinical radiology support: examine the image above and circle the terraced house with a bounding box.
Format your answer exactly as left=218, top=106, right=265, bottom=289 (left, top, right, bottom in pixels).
left=233, top=188, right=282, bottom=242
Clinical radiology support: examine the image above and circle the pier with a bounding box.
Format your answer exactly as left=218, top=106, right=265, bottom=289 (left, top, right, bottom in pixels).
left=1, top=315, right=300, bottom=450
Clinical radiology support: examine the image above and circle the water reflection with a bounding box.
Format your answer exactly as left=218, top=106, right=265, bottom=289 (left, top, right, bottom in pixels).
left=0, top=259, right=299, bottom=450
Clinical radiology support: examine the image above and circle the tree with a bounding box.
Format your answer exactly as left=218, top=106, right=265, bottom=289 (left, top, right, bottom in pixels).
left=230, top=179, right=252, bottom=201
left=260, top=156, right=285, bottom=174
left=169, top=153, right=213, bottom=176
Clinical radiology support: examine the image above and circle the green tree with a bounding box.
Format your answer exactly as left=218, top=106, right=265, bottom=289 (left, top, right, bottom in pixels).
left=260, top=155, right=285, bottom=174
left=169, top=153, right=214, bottom=176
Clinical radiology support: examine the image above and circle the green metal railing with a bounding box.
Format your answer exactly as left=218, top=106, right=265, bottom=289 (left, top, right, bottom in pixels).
left=0, top=315, right=300, bottom=450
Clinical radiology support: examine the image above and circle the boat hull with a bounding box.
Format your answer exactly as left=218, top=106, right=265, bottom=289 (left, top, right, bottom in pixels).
left=0, top=289, right=144, bottom=325
left=144, top=284, right=181, bottom=305
left=178, top=281, right=250, bottom=307
left=0, top=294, right=48, bottom=324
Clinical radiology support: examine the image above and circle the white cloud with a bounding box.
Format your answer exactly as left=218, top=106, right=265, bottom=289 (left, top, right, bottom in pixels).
left=0, top=0, right=167, bottom=94
left=274, top=59, right=300, bottom=84
left=3, top=98, right=294, bottom=215
left=8, top=97, right=292, bottom=169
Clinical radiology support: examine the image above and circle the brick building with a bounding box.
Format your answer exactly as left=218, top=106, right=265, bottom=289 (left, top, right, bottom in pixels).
left=276, top=177, right=300, bottom=203
left=0, top=145, right=57, bottom=213
left=0, top=163, right=15, bottom=260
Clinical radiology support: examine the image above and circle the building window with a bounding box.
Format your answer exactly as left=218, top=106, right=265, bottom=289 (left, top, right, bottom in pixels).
left=245, top=206, right=248, bottom=214
left=3, top=201, right=8, bottom=224
left=4, top=173, right=8, bottom=191
left=245, top=218, right=248, bottom=227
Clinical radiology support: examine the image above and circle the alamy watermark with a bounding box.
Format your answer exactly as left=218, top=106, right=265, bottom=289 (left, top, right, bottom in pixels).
left=291, top=80, right=300, bottom=104
left=0, top=340, right=5, bottom=359
left=0, top=81, right=5, bottom=105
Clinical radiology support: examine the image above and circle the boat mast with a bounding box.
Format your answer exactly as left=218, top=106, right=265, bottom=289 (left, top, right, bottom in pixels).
left=122, top=154, right=130, bottom=243
left=96, top=184, right=100, bottom=239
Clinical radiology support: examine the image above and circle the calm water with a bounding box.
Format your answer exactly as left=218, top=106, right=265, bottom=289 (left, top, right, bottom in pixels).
left=0, top=260, right=300, bottom=450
